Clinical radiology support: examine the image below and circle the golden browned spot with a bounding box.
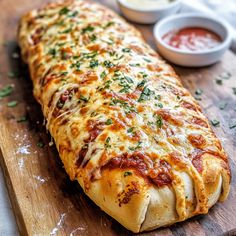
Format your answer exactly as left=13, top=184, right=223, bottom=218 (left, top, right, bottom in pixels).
left=188, top=133, right=206, bottom=149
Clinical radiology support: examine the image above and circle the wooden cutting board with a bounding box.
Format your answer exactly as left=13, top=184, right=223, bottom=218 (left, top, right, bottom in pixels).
left=0, top=0, right=236, bottom=235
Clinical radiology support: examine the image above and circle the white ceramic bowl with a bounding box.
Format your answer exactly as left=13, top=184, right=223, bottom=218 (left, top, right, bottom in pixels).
left=117, top=0, right=181, bottom=24
left=153, top=13, right=232, bottom=67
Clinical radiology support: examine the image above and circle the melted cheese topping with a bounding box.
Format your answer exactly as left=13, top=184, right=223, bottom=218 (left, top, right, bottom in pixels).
left=18, top=0, right=230, bottom=226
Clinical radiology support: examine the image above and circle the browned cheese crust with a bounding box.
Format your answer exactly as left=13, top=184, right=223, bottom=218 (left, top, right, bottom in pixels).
left=18, top=0, right=231, bottom=232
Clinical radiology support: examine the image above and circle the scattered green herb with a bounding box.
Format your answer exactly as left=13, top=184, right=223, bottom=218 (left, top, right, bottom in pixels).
left=79, top=95, right=89, bottom=102
left=7, top=100, right=18, bottom=107
left=138, top=86, right=153, bottom=102
left=232, top=87, right=236, bottom=95
left=137, top=80, right=146, bottom=88
left=215, top=78, right=223, bottom=85
left=90, top=60, right=99, bottom=68
left=103, top=60, right=114, bottom=68
left=122, top=48, right=131, bottom=53
left=229, top=120, right=236, bottom=129
left=7, top=71, right=18, bottom=79
left=195, top=88, right=203, bottom=95
left=218, top=101, right=228, bottom=110
left=105, top=119, right=113, bottom=125
left=37, top=142, right=44, bottom=148
left=81, top=25, right=94, bottom=34
left=48, top=48, right=56, bottom=57
left=156, top=115, right=163, bottom=128
left=105, top=137, right=111, bottom=148
left=59, top=7, right=70, bottom=15
left=0, top=85, right=13, bottom=98
left=127, top=127, right=135, bottom=133
left=100, top=71, right=107, bottom=79
left=211, top=119, right=220, bottom=127
left=129, top=141, right=142, bottom=151
left=143, top=58, right=151, bottom=63
left=124, top=171, right=132, bottom=177
left=17, top=116, right=27, bottom=123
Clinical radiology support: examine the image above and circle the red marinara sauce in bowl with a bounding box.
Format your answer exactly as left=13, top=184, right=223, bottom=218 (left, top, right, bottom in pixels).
left=153, top=14, right=231, bottom=67
left=162, top=27, right=222, bottom=52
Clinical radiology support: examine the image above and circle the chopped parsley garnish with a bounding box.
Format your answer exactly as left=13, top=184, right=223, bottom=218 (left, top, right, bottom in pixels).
left=138, top=86, right=153, bottom=102
left=105, top=137, right=111, bottom=148
left=155, top=95, right=161, bottom=101
left=215, top=78, right=223, bottom=85
left=100, top=71, right=107, bottom=79
left=156, top=115, right=163, bottom=128
left=90, top=60, right=99, bottom=68
left=60, top=71, right=68, bottom=76
left=59, top=7, right=70, bottom=15
left=105, top=119, right=113, bottom=125
left=211, top=119, right=220, bottom=127
left=89, top=34, right=97, bottom=42
left=221, top=71, right=231, bottom=80
left=0, top=85, right=13, bottom=98
left=48, top=48, right=56, bottom=57
left=110, top=98, right=137, bottom=114
left=195, top=88, right=203, bottom=95
left=104, top=21, right=115, bottom=28
left=103, top=60, right=114, bottom=68
left=7, top=71, right=18, bottom=79
left=137, top=80, right=146, bottom=88
left=218, top=101, right=228, bottom=110
left=122, top=48, right=131, bottom=53
left=7, top=101, right=18, bottom=107
left=90, top=111, right=98, bottom=117
left=79, top=95, right=89, bottom=102
left=143, top=58, right=151, bottom=62
left=129, top=63, right=141, bottom=67
left=60, top=28, right=72, bottom=34
left=229, top=120, right=236, bottom=129
left=124, top=171, right=132, bottom=177
left=71, top=61, right=81, bottom=71
left=157, top=103, right=163, bottom=108
left=69, top=10, right=78, bottom=17
left=37, top=142, right=44, bottom=148
left=81, top=51, right=98, bottom=59
left=127, top=127, right=135, bottom=133
left=232, top=87, right=236, bottom=95
left=17, top=116, right=27, bottom=123
left=81, top=25, right=94, bottom=34
left=56, top=100, right=64, bottom=109
left=129, top=141, right=142, bottom=151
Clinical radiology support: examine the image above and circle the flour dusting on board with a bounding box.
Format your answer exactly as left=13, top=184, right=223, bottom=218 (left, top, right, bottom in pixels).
left=70, top=226, right=88, bottom=236
left=50, top=213, right=66, bottom=235
left=33, top=175, right=49, bottom=184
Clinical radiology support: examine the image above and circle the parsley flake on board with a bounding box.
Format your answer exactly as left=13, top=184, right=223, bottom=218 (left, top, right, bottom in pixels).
left=218, top=101, right=228, bottom=110
left=7, top=101, right=18, bottom=107
left=17, top=116, right=27, bottom=123
left=232, top=87, right=236, bottom=95
left=37, top=142, right=44, bottom=148
left=0, top=85, right=13, bottom=98
left=229, top=120, right=236, bottom=129
left=211, top=119, right=220, bottom=127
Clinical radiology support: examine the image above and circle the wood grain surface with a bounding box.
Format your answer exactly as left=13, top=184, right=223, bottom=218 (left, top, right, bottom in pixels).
left=0, top=0, right=236, bottom=235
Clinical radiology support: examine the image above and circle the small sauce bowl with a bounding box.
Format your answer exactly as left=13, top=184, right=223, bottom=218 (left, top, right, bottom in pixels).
left=153, top=13, right=232, bottom=67
left=117, top=0, right=181, bottom=24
